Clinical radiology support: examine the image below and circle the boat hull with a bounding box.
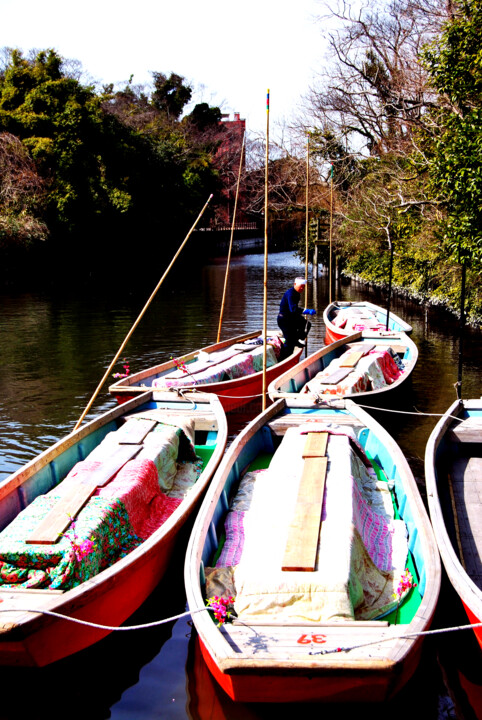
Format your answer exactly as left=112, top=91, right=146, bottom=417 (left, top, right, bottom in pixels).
left=109, top=331, right=302, bottom=412
left=0, top=391, right=227, bottom=666
left=196, top=636, right=423, bottom=704
left=323, top=302, right=412, bottom=345
left=425, top=399, right=482, bottom=650
left=268, top=331, right=418, bottom=410
left=185, top=399, right=440, bottom=703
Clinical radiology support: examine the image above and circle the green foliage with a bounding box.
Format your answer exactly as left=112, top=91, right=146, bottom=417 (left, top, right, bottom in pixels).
left=0, top=49, right=224, bottom=281
left=151, top=72, right=192, bottom=118
left=422, top=0, right=482, bottom=266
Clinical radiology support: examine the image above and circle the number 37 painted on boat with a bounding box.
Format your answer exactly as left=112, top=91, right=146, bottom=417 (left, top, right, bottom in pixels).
left=297, top=634, right=327, bottom=644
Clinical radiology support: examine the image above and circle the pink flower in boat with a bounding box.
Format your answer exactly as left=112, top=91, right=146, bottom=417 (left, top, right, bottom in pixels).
left=393, top=568, right=416, bottom=600
left=206, top=595, right=235, bottom=625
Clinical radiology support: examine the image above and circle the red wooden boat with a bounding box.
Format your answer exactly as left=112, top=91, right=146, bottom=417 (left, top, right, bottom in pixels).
left=185, top=398, right=440, bottom=703
left=0, top=390, right=226, bottom=666
left=323, top=301, right=413, bottom=345
left=109, top=330, right=302, bottom=412
left=425, top=397, right=482, bottom=649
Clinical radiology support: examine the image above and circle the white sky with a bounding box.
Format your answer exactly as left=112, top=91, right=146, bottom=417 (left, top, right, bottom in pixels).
left=0, top=0, right=329, bottom=136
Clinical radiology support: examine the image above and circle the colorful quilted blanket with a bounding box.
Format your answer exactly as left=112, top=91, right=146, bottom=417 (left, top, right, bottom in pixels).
left=0, top=420, right=201, bottom=591
left=206, top=423, right=409, bottom=623
left=303, top=347, right=401, bottom=398
left=152, top=338, right=280, bottom=390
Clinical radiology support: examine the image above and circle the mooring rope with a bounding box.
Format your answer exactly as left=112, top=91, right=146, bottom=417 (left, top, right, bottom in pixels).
left=320, top=398, right=463, bottom=423
left=0, top=605, right=212, bottom=631
left=309, top=620, right=482, bottom=656
left=0, top=605, right=480, bottom=653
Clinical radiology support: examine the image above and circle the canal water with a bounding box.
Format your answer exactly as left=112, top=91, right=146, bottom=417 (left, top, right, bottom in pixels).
left=0, top=250, right=481, bottom=719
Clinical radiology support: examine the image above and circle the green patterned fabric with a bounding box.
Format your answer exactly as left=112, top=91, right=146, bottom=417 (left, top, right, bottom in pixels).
left=0, top=494, right=140, bottom=590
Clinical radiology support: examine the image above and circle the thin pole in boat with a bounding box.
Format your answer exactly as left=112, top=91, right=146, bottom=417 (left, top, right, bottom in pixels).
left=329, top=163, right=334, bottom=304
left=456, top=260, right=466, bottom=399
left=262, top=90, right=270, bottom=411
left=385, top=231, right=394, bottom=331
left=73, top=194, right=213, bottom=431
left=305, top=136, right=310, bottom=357
left=217, top=131, right=246, bottom=343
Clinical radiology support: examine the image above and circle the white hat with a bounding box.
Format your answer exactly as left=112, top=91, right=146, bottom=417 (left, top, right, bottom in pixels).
left=294, top=277, right=306, bottom=285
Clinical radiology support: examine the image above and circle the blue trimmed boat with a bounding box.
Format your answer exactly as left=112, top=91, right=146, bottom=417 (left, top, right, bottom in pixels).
left=184, top=398, right=440, bottom=703
left=425, top=397, right=482, bottom=650
left=268, top=330, right=417, bottom=410
left=0, top=390, right=227, bottom=666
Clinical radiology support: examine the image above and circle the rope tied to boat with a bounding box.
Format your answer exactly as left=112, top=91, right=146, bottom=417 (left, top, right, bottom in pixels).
left=0, top=605, right=481, bottom=650
left=319, top=398, right=464, bottom=423
left=308, top=620, right=482, bottom=655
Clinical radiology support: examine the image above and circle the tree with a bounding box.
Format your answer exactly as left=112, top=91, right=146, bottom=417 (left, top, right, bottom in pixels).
left=422, top=0, right=482, bottom=266
left=0, top=131, right=47, bottom=248
left=151, top=72, right=192, bottom=118
left=307, top=0, right=447, bottom=156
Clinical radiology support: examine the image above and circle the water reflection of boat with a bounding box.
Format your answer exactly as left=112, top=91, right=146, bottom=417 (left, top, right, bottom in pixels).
left=109, top=330, right=302, bottom=412
left=185, top=398, right=440, bottom=703
left=0, top=390, right=226, bottom=666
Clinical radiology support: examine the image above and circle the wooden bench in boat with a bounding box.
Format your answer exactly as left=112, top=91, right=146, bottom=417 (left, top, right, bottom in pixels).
left=164, top=346, right=249, bottom=380
left=268, top=413, right=363, bottom=436
left=282, top=432, right=328, bottom=572
left=27, top=443, right=141, bottom=544
left=449, top=416, right=482, bottom=444
left=27, top=414, right=171, bottom=545
left=339, top=343, right=375, bottom=368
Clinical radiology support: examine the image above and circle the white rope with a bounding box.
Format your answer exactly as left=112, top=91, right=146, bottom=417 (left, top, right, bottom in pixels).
left=1, top=604, right=480, bottom=649
left=309, top=621, right=482, bottom=656
left=0, top=605, right=212, bottom=631
left=169, top=388, right=265, bottom=401
left=322, top=398, right=463, bottom=422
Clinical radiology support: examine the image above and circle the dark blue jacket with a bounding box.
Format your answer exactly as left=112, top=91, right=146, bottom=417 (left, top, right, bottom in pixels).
left=278, top=287, right=302, bottom=320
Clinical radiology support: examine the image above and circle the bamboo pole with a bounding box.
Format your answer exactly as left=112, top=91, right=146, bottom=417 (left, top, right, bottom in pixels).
left=217, top=132, right=246, bottom=342
left=456, top=260, right=466, bottom=399
left=262, top=90, right=270, bottom=411
left=329, top=164, right=333, bottom=304
left=305, top=136, right=309, bottom=308
left=73, top=194, right=213, bottom=430
left=304, top=137, right=310, bottom=357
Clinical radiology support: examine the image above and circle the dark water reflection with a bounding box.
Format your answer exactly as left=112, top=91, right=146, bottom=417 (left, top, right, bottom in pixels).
left=0, top=250, right=481, bottom=719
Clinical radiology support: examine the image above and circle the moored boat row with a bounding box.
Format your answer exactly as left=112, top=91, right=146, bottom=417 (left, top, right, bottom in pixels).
left=0, top=294, right=479, bottom=708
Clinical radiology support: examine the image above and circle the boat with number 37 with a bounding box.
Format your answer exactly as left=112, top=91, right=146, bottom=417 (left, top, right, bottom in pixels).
left=184, top=397, right=440, bottom=703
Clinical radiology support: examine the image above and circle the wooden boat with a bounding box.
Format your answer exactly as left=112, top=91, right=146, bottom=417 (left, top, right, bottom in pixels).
left=109, top=330, right=302, bottom=413
left=424, top=397, right=482, bottom=650
left=184, top=398, right=441, bottom=703
left=323, top=301, right=413, bottom=345
left=0, top=389, right=227, bottom=666
left=268, top=330, right=418, bottom=410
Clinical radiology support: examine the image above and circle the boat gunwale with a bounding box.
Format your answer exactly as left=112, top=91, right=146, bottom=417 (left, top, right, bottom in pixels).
left=267, top=331, right=418, bottom=406
left=185, top=398, right=441, bottom=679
left=0, top=390, right=227, bottom=636
left=424, top=397, right=482, bottom=621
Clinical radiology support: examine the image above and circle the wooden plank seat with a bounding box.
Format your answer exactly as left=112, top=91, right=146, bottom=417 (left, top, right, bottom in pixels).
left=116, top=418, right=157, bottom=444
left=282, top=433, right=328, bottom=572
left=164, top=347, right=247, bottom=380
left=27, top=444, right=141, bottom=544
left=339, top=344, right=376, bottom=368
left=320, top=368, right=353, bottom=385
left=449, top=416, right=482, bottom=444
